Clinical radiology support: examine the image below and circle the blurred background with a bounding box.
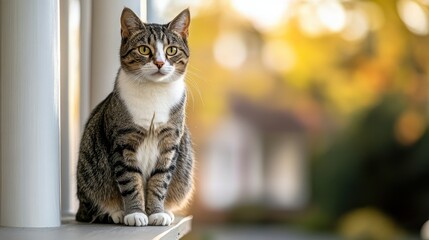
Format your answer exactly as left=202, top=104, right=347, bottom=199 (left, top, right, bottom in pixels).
left=60, top=0, right=429, bottom=239
left=178, top=0, right=429, bottom=239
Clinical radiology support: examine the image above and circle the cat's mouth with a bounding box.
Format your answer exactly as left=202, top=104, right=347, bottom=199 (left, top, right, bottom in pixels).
left=151, top=70, right=169, bottom=78
left=146, top=68, right=174, bottom=82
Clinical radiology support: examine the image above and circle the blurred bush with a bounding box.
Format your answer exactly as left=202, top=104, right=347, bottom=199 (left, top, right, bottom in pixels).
left=313, top=94, right=429, bottom=232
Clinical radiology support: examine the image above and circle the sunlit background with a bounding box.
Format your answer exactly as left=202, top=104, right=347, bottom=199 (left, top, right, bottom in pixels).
left=62, top=0, right=429, bottom=239
left=156, top=0, right=429, bottom=239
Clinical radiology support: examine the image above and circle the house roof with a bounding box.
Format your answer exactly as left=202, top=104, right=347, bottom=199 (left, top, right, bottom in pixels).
left=230, top=95, right=306, bottom=133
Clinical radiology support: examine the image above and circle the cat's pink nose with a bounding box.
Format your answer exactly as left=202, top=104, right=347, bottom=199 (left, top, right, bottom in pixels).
left=154, top=61, right=164, bottom=69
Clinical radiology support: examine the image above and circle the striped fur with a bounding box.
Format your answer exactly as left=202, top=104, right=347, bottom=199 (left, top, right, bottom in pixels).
left=76, top=8, right=194, bottom=226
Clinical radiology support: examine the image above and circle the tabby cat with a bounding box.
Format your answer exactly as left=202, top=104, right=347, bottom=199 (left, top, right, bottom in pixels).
left=75, top=7, right=194, bottom=226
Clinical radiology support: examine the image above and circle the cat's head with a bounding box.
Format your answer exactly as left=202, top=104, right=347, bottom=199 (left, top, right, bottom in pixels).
left=119, top=8, right=190, bottom=83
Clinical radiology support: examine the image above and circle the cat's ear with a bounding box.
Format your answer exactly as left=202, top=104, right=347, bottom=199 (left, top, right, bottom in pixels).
left=120, top=7, right=144, bottom=38
left=168, top=8, right=190, bottom=39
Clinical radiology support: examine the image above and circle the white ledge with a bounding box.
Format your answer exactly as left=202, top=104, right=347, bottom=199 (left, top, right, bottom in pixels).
left=0, top=216, right=192, bottom=240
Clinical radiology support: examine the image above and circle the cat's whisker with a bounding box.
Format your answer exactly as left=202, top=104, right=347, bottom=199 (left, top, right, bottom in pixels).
left=186, top=82, right=197, bottom=111
left=187, top=63, right=203, bottom=73
left=184, top=75, right=204, bottom=106
left=185, top=70, right=202, bottom=80
left=186, top=85, right=195, bottom=112
left=170, top=72, right=195, bottom=110
left=127, top=71, right=146, bottom=83
left=186, top=68, right=205, bottom=82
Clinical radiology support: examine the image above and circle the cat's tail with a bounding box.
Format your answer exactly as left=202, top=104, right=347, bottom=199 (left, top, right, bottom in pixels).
left=76, top=199, right=109, bottom=223
left=76, top=200, right=113, bottom=224
left=76, top=200, right=95, bottom=222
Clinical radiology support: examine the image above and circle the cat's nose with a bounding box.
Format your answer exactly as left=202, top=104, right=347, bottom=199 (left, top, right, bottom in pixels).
left=154, top=60, right=164, bottom=69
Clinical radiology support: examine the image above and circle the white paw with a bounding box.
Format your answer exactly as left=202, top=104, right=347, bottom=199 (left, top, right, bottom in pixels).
left=148, top=213, right=172, bottom=226
left=110, top=210, right=124, bottom=224
left=165, top=210, right=175, bottom=223
left=124, top=212, right=148, bottom=227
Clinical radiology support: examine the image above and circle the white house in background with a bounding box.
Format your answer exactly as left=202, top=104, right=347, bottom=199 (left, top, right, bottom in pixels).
left=201, top=95, right=310, bottom=212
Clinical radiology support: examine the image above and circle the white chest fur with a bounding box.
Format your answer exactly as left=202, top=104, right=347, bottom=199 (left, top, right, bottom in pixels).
left=117, top=69, right=185, bottom=178
left=117, top=69, right=185, bottom=129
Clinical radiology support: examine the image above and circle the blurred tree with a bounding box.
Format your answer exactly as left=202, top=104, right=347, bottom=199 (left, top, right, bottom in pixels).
left=314, top=94, right=429, bottom=232
left=184, top=1, right=429, bottom=236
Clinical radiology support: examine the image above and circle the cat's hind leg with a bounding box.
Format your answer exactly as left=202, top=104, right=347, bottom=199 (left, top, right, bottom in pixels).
left=109, top=210, right=125, bottom=224
left=76, top=199, right=98, bottom=222
left=99, top=196, right=125, bottom=225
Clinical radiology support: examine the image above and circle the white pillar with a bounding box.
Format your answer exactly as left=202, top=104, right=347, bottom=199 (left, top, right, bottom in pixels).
left=147, top=0, right=162, bottom=23
left=60, top=0, right=72, bottom=216
left=80, top=0, right=92, bottom=129
left=61, top=0, right=83, bottom=216
left=90, top=0, right=142, bottom=110
left=0, top=0, right=61, bottom=228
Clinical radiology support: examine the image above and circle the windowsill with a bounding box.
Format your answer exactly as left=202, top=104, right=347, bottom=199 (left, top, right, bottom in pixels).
left=0, top=215, right=192, bottom=240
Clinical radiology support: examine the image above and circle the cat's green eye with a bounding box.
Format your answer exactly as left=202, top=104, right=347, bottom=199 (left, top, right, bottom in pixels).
left=166, top=47, right=177, bottom=56
left=138, top=46, right=151, bottom=55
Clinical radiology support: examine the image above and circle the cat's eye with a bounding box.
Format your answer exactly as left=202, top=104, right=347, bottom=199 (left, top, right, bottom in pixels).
left=166, top=47, right=177, bottom=56
left=138, top=46, right=151, bottom=55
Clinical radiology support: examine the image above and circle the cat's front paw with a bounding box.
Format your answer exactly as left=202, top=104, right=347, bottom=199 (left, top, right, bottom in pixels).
left=110, top=210, right=124, bottom=224
left=124, top=212, right=148, bottom=227
left=148, top=212, right=173, bottom=226
left=166, top=210, right=175, bottom=223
